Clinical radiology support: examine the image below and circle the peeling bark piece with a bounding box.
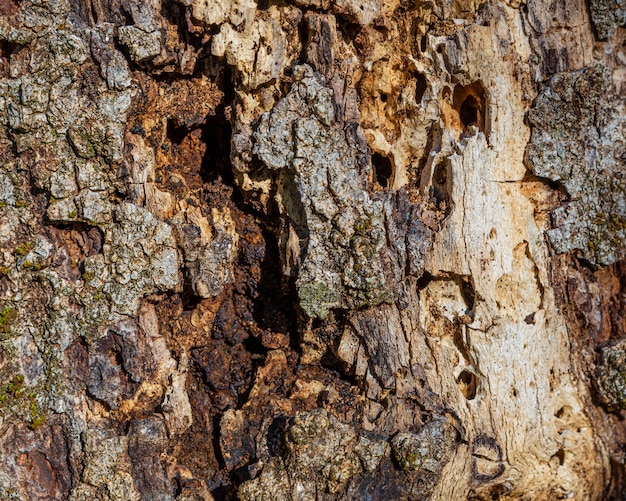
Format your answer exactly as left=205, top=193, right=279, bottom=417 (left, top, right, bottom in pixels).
left=254, top=65, right=390, bottom=318
left=118, top=25, right=162, bottom=63
left=85, top=202, right=182, bottom=317
left=379, top=189, right=434, bottom=281
left=91, top=24, right=132, bottom=90
left=79, top=428, right=139, bottom=500
left=240, top=409, right=390, bottom=498
left=127, top=416, right=172, bottom=500
left=526, top=64, right=626, bottom=266
left=3, top=421, right=73, bottom=500
left=172, top=206, right=238, bottom=298
left=87, top=330, right=138, bottom=408
left=121, top=0, right=161, bottom=32
left=220, top=409, right=256, bottom=471
left=238, top=458, right=292, bottom=501
left=391, top=417, right=456, bottom=473
left=187, top=0, right=256, bottom=29
left=596, top=339, right=626, bottom=409
left=211, top=6, right=302, bottom=90
left=350, top=304, right=410, bottom=390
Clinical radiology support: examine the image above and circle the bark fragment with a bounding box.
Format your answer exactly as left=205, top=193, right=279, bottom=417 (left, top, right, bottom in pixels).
left=0, top=0, right=625, bottom=499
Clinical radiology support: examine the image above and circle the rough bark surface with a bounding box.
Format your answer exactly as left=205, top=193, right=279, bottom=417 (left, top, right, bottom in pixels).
left=0, top=0, right=624, bottom=500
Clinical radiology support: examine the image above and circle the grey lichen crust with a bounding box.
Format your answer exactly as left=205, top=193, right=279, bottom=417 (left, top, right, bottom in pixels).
left=0, top=3, right=228, bottom=496
left=239, top=409, right=389, bottom=500
left=526, top=64, right=626, bottom=267
left=83, top=203, right=181, bottom=316
left=239, top=409, right=458, bottom=500
left=254, top=65, right=390, bottom=318
left=595, top=340, right=626, bottom=410
left=0, top=0, right=185, bottom=325
left=589, top=0, right=626, bottom=39
left=171, top=207, right=238, bottom=299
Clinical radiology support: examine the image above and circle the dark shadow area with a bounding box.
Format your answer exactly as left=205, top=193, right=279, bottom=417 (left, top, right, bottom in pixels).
left=0, top=40, right=16, bottom=78
left=200, top=114, right=234, bottom=186
left=266, top=416, right=289, bottom=457
left=252, top=228, right=299, bottom=343
left=166, top=119, right=189, bottom=145
left=415, top=72, right=427, bottom=104
left=459, top=276, right=476, bottom=312
left=430, top=160, right=449, bottom=210
left=372, top=153, right=393, bottom=188
left=460, top=95, right=479, bottom=126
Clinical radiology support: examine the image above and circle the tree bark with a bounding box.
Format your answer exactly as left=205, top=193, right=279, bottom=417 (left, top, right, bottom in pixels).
left=0, top=0, right=624, bottom=499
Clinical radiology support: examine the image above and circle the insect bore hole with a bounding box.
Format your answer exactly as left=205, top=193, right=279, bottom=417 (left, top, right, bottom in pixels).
left=372, top=153, right=393, bottom=189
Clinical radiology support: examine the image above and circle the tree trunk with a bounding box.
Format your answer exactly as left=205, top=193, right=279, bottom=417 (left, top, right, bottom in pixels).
left=0, top=0, right=624, bottom=499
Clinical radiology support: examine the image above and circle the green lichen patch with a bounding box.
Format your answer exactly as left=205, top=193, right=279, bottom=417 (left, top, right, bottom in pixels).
left=14, top=241, right=33, bottom=257
left=0, top=374, right=47, bottom=430
left=298, top=282, right=341, bottom=319
left=82, top=270, right=95, bottom=282
left=20, top=260, right=43, bottom=271
left=0, top=307, right=16, bottom=333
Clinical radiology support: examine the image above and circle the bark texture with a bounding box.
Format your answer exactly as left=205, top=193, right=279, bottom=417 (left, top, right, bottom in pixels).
left=0, top=0, right=624, bottom=499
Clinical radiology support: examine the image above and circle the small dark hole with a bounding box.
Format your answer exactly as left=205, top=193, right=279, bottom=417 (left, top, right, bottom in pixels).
left=460, top=95, right=479, bottom=127
left=453, top=83, right=487, bottom=134
left=436, top=44, right=444, bottom=53
left=458, top=370, right=477, bottom=400
left=416, top=271, right=434, bottom=290
left=0, top=40, right=16, bottom=77
left=243, top=334, right=268, bottom=356
left=372, top=153, right=393, bottom=188
left=212, top=485, right=236, bottom=500
left=555, top=407, right=565, bottom=418
left=460, top=277, right=475, bottom=311
left=232, top=465, right=253, bottom=483
left=380, top=93, right=388, bottom=102
left=296, top=17, right=309, bottom=65
left=130, top=123, right=146, bottom=137
left=555, top=448, right=565, bottom=465
left=415, top=72, right=427, bottom=104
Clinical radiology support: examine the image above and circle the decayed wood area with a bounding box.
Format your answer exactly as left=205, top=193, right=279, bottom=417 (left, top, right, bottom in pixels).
left=0, top=0, right=624, bottom=499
